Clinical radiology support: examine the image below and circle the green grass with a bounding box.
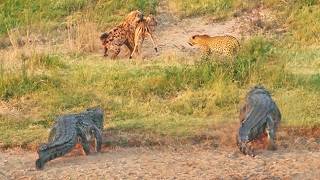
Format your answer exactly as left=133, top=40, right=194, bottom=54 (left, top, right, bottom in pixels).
left=286, top=4, right=320, bottom=45
left=0, top=0, right=88, bottom=34
left=0, top=0, right=158, bottom=35
left=169, top=0, right=320, bottom=41
left=169, top=0, right=236, bottom=18
left=1, top=36, right=319, bottom=148
left=0, top=0, right=320, bottom=148
left=0, top=54, right=65, bottom=100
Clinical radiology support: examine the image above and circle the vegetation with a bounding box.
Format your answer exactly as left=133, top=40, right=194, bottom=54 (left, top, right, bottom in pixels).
left=0, top=0, right=158, bottom=35
left=0, top=0, right=320, bottom=148
left=169, top=0, right=236, bottom=18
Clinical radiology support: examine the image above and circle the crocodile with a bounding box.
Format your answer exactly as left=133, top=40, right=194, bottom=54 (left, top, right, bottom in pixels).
left=36, top=107, right=104, bottom=170
left=237, top=86, right=281, bottom=156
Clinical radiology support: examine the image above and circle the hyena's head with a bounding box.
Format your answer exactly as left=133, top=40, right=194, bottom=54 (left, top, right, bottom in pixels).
left=125, top=10, right=144, bottom=28
left=99, top=32, right=109, bottom=45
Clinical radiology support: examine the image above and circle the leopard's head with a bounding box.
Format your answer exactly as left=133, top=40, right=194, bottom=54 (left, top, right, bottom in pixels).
left=188, top=34, right=210, bottom=46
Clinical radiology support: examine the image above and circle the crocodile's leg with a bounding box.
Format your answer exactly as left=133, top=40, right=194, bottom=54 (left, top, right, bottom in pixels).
left=239, top=104, right=247, bottom=123
left=266, top=115, right=277, bottom=151
left=78, top=130, right=90, bottom=155
left=48, top=125, right=57, bottom=143
left=237, top=137, right=255, bottom=157
left=91, top=126, right=102, bottom=152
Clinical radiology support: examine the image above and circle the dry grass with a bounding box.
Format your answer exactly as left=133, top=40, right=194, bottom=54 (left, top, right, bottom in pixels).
left=0, top=0, right=320, bottom=149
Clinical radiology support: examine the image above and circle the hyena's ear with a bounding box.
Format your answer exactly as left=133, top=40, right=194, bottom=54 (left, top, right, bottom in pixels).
left=100, top=32, right=109, bottom=41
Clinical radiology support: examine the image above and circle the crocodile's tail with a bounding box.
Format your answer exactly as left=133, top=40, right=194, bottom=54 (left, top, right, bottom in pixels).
left=36, top=138, right=77, bottom=170
left=36, top=119, right=77, bottom=170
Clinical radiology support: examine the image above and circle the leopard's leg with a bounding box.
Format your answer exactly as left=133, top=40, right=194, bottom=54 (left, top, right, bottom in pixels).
left=266, top=115, right=277, bottom=151
left=201, top=46, right=211, bottom=57
left=232, top=45, right=238, bottom=56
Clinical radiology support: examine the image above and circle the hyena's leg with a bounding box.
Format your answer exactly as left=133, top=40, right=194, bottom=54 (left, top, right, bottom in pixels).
left=103, top=46, right=108, bottom=57
left=109, top=45, right=121, bottom=59
left=125, top=41, right=133, bottom=55
left=266, top=115, right=277, bottom=151
left=146, top=31, right=158, bottom=52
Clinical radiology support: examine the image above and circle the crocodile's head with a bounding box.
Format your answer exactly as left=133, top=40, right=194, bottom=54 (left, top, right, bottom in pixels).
left=38, top=144, right=48, bottom=153
left=86, top=107, right=104, bottom=131
left=247, top=85, right=271, bottom=97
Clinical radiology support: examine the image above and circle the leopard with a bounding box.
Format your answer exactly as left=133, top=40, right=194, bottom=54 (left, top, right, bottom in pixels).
left=129, top=14, right=158, bottom=59
left=188, top=34, right=240, bottom=57
left=100, top=10, right=144, bottom=59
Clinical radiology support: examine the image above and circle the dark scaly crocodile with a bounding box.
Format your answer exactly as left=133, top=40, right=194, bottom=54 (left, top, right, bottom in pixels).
left=237, top=86, right=281, bottom=156
left=36, top=107, right=104, bottom=170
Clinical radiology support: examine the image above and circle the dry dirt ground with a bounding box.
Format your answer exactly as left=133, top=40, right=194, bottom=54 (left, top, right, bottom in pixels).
left=1, top=1, right=320, bottom=180
left=1, top=127, right=320, bottom=179
left=1, top=144, right=320, bottom=179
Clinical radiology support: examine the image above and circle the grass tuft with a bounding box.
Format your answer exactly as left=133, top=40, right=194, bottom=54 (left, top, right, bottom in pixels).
left=0, top=1, right=320, bottom=148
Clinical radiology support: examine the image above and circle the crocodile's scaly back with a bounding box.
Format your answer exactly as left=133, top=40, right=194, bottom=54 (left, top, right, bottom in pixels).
left=239, top=90, right=272, bottom=141
left=36, top=107, right=104, bottom=170
left=237, top=86, right=281, bottom=156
